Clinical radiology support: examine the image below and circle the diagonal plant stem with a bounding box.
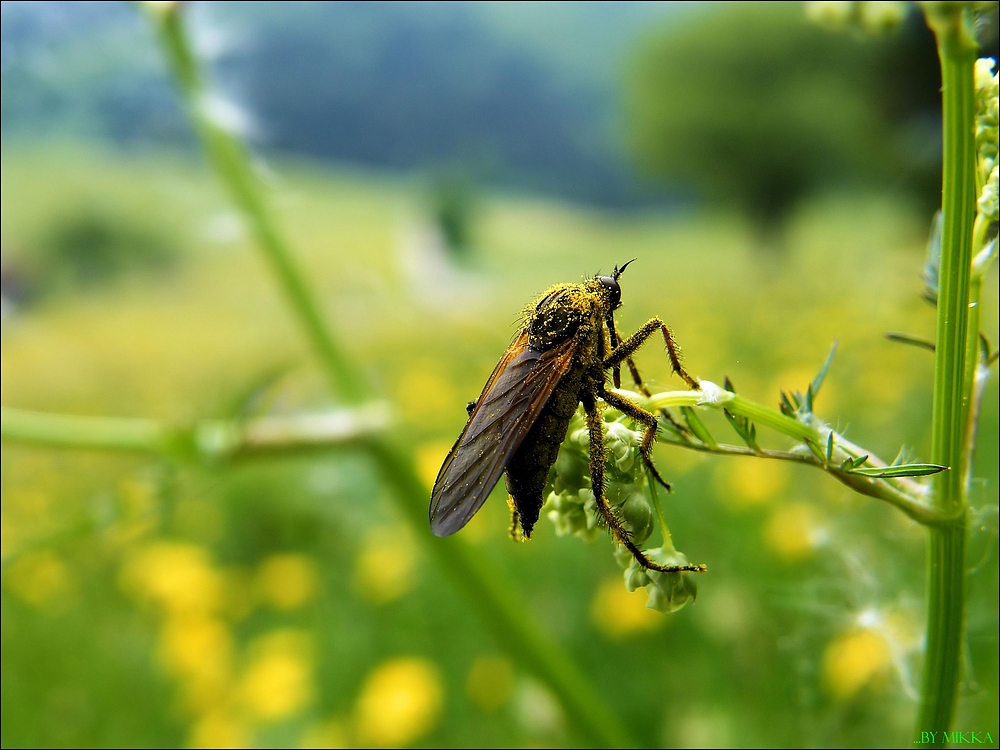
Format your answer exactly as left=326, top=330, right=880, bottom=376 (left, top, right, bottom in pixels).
left=141, top=4, right=632, bottom=746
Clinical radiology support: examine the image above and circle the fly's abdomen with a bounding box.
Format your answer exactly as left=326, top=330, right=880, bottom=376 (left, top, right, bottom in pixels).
left=504, top=366, right=583, bottom=537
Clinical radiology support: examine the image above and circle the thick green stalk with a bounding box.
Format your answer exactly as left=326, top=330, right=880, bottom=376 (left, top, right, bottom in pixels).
left=918, top=3, right=978, bottom=742
left=1, top=407, right=167, bottom=453
left=1, top=405, right=390, bottom=461
left=143, top=5, right=630, bottom=745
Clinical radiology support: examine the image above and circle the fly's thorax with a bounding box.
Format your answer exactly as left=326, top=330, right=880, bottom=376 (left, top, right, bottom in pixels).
left=526, top=283, right=590, bottom=350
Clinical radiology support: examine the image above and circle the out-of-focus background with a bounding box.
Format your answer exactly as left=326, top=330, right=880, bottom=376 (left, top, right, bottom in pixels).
left=1, top=2, right=997, bottom=747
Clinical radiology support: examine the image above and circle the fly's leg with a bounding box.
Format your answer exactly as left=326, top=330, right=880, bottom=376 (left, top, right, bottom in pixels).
left=583, top=385, right=705, bottom=574
left=601, top=388, right=672, bottom=492
left=606, top=317, right=698, bottom=390
left=607, top=316, right=690, bottom=436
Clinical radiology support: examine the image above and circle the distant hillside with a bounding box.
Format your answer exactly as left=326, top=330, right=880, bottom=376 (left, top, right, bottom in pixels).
left=1, top=0, right=688, bottom=206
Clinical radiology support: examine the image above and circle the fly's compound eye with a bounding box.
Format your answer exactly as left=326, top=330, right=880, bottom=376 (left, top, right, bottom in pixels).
left=597, top=275, right=622, bottom=309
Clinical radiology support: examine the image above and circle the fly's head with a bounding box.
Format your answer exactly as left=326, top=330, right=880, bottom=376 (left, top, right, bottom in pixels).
left=586, top=258, right=635, bottom=335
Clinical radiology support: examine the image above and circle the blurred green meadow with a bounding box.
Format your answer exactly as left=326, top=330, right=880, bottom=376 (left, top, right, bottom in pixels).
left=2, top=142, right=996, bottom=748
left=2, top=1, right=1000, bottom=747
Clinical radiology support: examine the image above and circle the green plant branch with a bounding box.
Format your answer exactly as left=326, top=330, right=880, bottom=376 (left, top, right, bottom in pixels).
left=1, top=405, right=390, bottom=461
left=628, top=387, right=947, bottom=525
left=141, top=4, right=632, bottom=746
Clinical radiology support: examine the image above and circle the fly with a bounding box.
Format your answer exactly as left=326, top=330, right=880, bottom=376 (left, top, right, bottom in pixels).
left=429, top=261, right=706, bottom=574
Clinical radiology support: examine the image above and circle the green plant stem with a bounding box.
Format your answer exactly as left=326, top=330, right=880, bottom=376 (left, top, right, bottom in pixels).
left=143, top=5, right=631, bottom=745
left=1, top=407, right=167, bottom=452
left=1, top=405, right=389, bottom=461
left=149, top=3, right=364, bottom=406
left=368, top=440, right=632, bottom=747
left=637, top=388, right=944, bottom=524
left=918, top=3, right=979, bottom=742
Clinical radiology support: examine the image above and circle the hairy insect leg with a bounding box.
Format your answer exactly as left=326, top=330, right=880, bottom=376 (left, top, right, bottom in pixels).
left=601, top=388, right=672, bottom=492
left=608, top=317, right=690, bottom=435
left=604, top=312, right=625, bottom=389
left=583, top=385, right=704, bottom=574
left=606, top=317, right=698, bottom=390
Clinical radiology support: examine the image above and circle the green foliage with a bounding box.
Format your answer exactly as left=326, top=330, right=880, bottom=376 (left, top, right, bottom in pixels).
left=37, top=207, right=176, bottom=289
left=624, top=3, right=923, bottom=236
left=430, top=172, right=477, bottom=261
left=1, top=145, right=997, bottom=748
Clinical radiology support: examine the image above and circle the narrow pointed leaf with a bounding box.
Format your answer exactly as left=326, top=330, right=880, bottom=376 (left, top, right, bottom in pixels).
left=809, top=340, right=839, bottom=404
left=826, top=432, right=834, bottom=464
left=885, top=332, right=936, bottom=352
left=681, top=406, right=717, bottom=449
left=847, top=463, right=948, bottom=478
left=804, top=438, right=827, bottom=462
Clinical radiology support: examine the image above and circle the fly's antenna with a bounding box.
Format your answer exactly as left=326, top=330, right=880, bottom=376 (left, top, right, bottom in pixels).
left=612, top=258, right=637, bottom=280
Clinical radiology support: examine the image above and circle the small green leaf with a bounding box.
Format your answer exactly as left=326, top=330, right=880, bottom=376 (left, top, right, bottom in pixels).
left=840, top=457, right=854, bottom=471
left=804, top=384, right=815, bottom=414
left=804, top=438, right=826, bottom=462
left=724, top=376, right=736, bottom=393
left=851, top=455, right=869, bottom=469
left=779, top=391, right=796, bottom=418
left=885, top=332, right=936, bottom=352
left=848, top=463, right=949, bottom=478
left=657, top=416, right=689, bottom=441
left=680, top=406, right=717, bottom=449
left=809, top=340, right=839, bottom=406
left=723, top=408, right=760, bottom=453
left=825, top=432, right=834, bottom=464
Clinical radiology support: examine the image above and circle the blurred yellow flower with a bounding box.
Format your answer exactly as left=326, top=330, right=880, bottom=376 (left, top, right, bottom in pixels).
left=355, top=658, right=443, bottom=747
left=354, top=525, right=418, bottom=605
left=716, top=458, right=788, bottom=508
left=395, top=360, right=457, bottom=423
left=822, top=627, right=891, bottom=700
left=466, top=655, right=515, bottom=712
left=189, top=709, right=250, bottom=749
left=4, top=549, right=74, bottom=610
left=158, top=616, right=233, bottom=694
left=255, top=553, right=320, bottom=610
left=764, top=503, right=826, bottom=560
left=415, top=441, right=452, bottom=491
left=122, top=542, right=223, bottom=616
left=240, top=630, right=315, bottom=722
left=299, top=718, right=349, bottom=749
left=590, top=576, right=663, bottom=638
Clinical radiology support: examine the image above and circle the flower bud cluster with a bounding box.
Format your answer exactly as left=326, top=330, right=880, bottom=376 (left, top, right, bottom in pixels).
left=613, top=545, right=699, bottom=615
left=544, top=402, right=698, bottom=615
left=544, top=408, right=652, bottom=545
left=975, top=58, right=999, bottom=222
left=804, top=1, right=907, bottom=35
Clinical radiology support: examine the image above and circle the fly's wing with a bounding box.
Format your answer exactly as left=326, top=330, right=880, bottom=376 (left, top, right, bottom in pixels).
left=429, top=331, right=577, bottom=537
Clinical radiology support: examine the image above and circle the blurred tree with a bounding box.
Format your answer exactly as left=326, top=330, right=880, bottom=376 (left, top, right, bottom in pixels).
left=430, top=170, right=477, bottom=262
left=624, top=3, right=943, bottom=244
left=39, top=206, right=176, bottom=290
